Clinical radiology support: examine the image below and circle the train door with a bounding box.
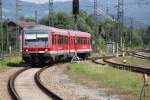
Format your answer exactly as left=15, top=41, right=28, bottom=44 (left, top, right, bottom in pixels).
left=69, top=34, right=72, bottom=56
left=68, top=32, right=71, bottom=56
left=55, top=34, right=58, bottom=55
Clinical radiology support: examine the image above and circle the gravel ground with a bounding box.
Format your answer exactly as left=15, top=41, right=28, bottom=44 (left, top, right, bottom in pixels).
left=40, top=64, right=121, bottom=100
left=0, top=67, right=23, bottom=100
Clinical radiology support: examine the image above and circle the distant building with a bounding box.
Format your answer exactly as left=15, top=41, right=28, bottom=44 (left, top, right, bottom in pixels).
left=7, top=20, right=36, bottom=52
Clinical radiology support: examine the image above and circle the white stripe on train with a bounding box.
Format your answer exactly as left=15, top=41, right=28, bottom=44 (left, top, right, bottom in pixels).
left=24, top=49, right=92, bottom=55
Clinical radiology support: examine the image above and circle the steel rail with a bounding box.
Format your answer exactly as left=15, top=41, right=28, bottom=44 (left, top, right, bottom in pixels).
left=103, top=58, right=150, bottom=75
left=91, top=56, right=150, bottom=75
left=134, top=52, right=150, bottom=60
left=8, top=67, right=30, bottom=100
left=8, top=63, right=62, bottom=100
left=35, top=64, right=63, bottom=100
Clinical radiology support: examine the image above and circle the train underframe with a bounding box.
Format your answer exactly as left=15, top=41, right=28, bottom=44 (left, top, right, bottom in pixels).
left=23, top=51, right=90, bottom=65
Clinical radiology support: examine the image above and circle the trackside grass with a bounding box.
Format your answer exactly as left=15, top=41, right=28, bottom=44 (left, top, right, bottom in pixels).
left=66, top=62, right=150, bottom=97
left=0, top=56, right=22, bottom=69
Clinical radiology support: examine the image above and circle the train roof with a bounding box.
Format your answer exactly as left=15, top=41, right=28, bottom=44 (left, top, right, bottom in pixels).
left=24, top=24, right=91, bottom=37
left=24, top=24, right=50, bottom=31
left=69, top=30, right=91, bottom=37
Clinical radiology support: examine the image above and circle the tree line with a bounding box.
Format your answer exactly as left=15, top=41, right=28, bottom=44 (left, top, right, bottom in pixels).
left=0, top=10, right=149, bottom=53
left=39, top=10, right=150, bottom=50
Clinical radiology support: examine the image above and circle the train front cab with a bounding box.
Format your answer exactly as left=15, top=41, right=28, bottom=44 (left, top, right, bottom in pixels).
left=22, top=27, right=53, bottom=64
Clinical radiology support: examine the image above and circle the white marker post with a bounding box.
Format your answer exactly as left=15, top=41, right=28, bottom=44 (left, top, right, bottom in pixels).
left=116, top=43, right=119, bottom=57
left=122, top=43, right=125, bottom=57
left=9, top=46, right=12, bottom=54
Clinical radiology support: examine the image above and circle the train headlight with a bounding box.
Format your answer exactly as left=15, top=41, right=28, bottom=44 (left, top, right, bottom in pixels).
left=45, top=49, right=48, bottom=52
left=25, top=49, right=28, bottom=52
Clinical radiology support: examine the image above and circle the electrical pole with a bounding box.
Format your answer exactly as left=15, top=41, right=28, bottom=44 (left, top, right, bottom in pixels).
left=94, top=0, right=98, bottom=35
left=15, top=0, right=22, bottom=52
left=35, top=10, right=38, bottom=24
left=94, top=0, right=98, bottom=51
left=49, top=0, right=54, bottom=26
left=0, top=0, right=3, bottom=58
left=130, top=17, right=134, bottom=46
left=16, top=0, right=19, bottom=52
left=117, top=0, right=124, bottom=46
left=106, top=6, right=109, bottom=15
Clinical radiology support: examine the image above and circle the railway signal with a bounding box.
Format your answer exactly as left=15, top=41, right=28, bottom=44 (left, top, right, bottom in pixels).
left=73, top=0, right=79, bottom=22
left=72, top=0, right=80, bottom=62
left=73, top=0, right=79, bottom=15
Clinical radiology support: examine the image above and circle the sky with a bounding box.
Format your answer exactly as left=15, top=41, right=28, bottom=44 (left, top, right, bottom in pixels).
left=21, top=0, right=71, bottom=4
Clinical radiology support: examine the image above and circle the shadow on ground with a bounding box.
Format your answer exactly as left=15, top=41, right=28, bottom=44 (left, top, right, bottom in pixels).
left=7, top=58, right=69, bottom=68
left=7, top=61, right=30, bottom=67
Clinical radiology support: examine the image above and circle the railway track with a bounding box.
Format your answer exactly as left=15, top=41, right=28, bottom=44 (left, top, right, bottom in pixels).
left=134, top=52, right=150, bottom=60
left=8, top=54, right=149, bottom=100
left=92, top=57, right=150, bottom=75
left=8, top=64, right=62, bottom=100
left=35, top=65, right=62, bottom=100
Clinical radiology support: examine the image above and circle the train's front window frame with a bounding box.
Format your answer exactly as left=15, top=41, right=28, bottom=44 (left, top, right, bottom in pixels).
left=24, top=31, right=49, bottom=47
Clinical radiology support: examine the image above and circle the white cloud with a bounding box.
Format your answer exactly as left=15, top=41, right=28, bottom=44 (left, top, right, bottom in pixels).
left=21, top=0, right=71, bottom=4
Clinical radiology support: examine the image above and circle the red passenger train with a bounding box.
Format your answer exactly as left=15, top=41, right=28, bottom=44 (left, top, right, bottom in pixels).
left=22, top=25, right=92, bottom=64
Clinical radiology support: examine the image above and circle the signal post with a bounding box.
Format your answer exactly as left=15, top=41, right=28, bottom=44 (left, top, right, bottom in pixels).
left=71, top=0, right=80, bottom=62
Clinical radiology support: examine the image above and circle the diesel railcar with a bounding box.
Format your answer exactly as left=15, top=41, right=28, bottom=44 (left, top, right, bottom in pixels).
left=22, top=25, right=92, bottom=64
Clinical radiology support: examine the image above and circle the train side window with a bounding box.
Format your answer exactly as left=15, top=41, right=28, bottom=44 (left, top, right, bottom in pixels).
left=62, top=36, right=63, bottom=44
left=60, top=35, right=62, bottom=44
left=86, top=38, right=87, bottom=44
left=65, top=36, right=67, bottom=44
left=65, top=36, right=68, bottom=44
left=52, top=35, right=54, bottom=44
left=54, top=35, right=56, bottom=44
left=52, top=34, right=56, bottom=45
left=83, top=38, right=84, bottom=44
left=63, top=36, right=64, bottom=44
left=58, top=35, right=59, bottom=44
left=79, top=37, right=81, bottom=44
left=60, top=36, right=62, bottom=44
left=58, top=35, right=60, bottom=45
left=72, top=37, right=73, bottom=44
left=80, top=37, right=81, bottom=44
left=71, top=37, right=72, bottom=44
left=84, top=38, right=86, bottom=44
left=66, top=36, right=69, bottom=44
left=72, top=37, right=75, bottom=44
left=61, top=35, right=63, bottom=44
left=82, top=38, right=83, bottom=44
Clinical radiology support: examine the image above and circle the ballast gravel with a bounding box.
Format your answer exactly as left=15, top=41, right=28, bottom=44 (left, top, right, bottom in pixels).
left=40, top=64, right=121, bottom=100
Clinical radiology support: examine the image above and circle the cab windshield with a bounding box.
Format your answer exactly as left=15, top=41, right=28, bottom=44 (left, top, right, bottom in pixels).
left=24, top=31, right=49, bottom=47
